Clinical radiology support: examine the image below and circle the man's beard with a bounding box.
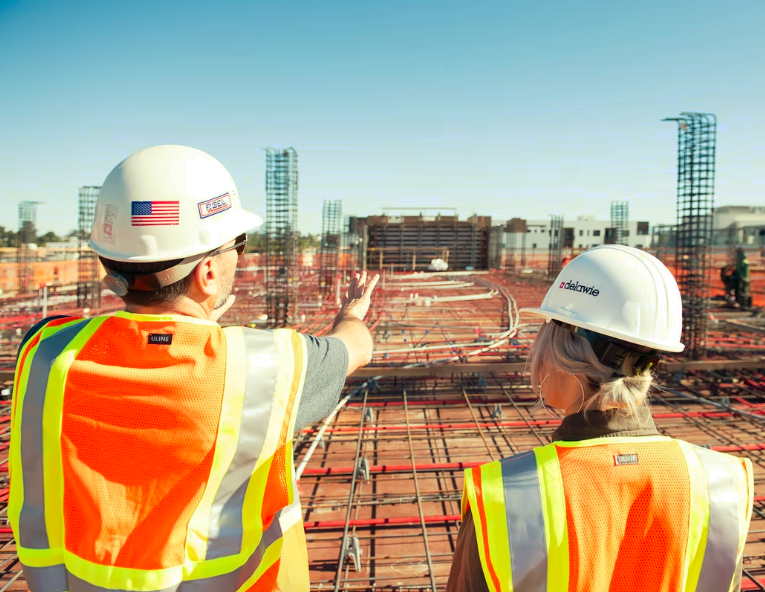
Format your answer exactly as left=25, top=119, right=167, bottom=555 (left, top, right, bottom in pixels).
left=214, top=267, right=235, bottom=309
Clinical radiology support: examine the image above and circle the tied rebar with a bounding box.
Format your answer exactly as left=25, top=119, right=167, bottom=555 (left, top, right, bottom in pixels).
left=663, top=112, right=717, bottom=359
left=77, top=186, right=101, bottom=308
left=265, top=147, right=299, bottom=327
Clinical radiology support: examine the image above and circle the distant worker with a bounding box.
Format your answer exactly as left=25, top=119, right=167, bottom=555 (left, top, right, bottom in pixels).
left=11, top=145, right=379, bottom=592
left=447, top=245, right=753, bottom=592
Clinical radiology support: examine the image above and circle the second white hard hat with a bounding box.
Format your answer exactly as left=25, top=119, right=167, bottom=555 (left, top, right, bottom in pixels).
left=90, top=145, right=263, bottom=262
left=520, top=245, right=684, bottom=352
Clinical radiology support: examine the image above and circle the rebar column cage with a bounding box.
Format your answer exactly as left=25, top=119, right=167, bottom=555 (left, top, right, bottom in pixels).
left=16, top=201, right=38, bottom=294
left=547, top=214, right=564, bottom=278
left=504, top=231, right=516, bottom=272
left=488, top=226, right=504, bottom=269
left=320, top=200, right=342, bottom=299
left=663, top=112, right=717, bottom=359
left=77, top=186, right=101, bottom=308
left=610, top=200, right=629, bottom=246
left=265, top=147, right=299, bottom=327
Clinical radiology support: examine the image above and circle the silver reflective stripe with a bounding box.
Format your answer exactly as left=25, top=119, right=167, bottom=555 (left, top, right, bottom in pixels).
left=205, top=329, right=279, bottom=559
left=18, top=320, right=89, bottom=549
left=695, top=447, right=742, bottom=592
left=501, top=451, right=547, bottom=592
left=23, top=564, right=68, bottom=592
left=22, top=509, right=284, bottom=592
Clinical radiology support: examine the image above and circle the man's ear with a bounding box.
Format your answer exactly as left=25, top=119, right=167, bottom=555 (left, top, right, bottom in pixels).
left=189, top=256, right=218, bottom=300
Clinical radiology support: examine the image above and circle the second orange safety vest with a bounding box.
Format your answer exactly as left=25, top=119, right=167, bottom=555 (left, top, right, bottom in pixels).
left=463, top=436, right=753, bottom=592
left=10, top=311, right=310, bottom=592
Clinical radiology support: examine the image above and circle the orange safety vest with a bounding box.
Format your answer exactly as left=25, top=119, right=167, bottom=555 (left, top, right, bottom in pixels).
left=10, top=311, right=310, bottom=592
left=462, top=436, right=753, bottom=592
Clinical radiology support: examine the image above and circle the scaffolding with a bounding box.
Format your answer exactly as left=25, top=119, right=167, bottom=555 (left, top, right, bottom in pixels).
left=610, top=200, right=629, bottom=246
left=320, top=200, right=343, bottom=300
left=547, top=214, right=563, bottom=278
left=77, top=186, right=101, bottom=308
left=265, top=147, right=299, bottom=327
left=16, top=202, right=39, bottom=294
left=663, top=112, right=717, bottom=358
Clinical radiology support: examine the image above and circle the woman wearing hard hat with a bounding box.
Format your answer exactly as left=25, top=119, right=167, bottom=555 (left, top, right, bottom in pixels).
left=447, top=245, right=753, bottom=592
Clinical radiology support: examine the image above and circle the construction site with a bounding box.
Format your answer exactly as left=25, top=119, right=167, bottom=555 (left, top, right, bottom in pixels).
left=2, top=114, right=765, bottom=590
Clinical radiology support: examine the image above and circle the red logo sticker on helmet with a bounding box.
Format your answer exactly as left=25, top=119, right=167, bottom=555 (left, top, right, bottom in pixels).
left=198, top=193, right=232, bottom=219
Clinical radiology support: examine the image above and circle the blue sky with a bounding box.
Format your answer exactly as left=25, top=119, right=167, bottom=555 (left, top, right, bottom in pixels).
left=1, top=0, right=764, bottom=236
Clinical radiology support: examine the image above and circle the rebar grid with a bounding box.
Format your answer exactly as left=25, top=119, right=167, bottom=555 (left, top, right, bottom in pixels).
left=298, top=367, right=765, bottom=591
left=321, top=200, right=343, bottom=300
left=547, top=214, right=563, bottom=279
left=16, top=202, right=38, bottom=295
left=265, top=147, right=299, bottom=327
left=664, top=112, right=717, bottom=359
left=610, top=200, right=629, bottom=246
left=77, top=186, right=101, bottom=308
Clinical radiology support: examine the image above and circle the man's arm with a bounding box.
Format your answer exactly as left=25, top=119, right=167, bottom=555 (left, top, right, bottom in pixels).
left=330, top=271, right=380, bottom=376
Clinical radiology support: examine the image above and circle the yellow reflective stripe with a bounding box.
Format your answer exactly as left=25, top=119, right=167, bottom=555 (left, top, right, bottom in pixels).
left=481, top=462, right=512, bottom=591
left=15, top=546, right=64, bottom=568
left=462, top=468, right=499, bottom=592
left=9, top=319, right=83, bottom=552
left=732, top=458, right=754, bottom=592
left=258, top=329, right=295, bottom=470
left=47, top=317, right=108, bottom=550
left=554, top=435, right=672, bottom=448
left=535, top=444, right=568, bottom=592
left=241, top=328, right=297, bottom=552
left=461, top=464, right=510, bottom=592
left=235, top=536, right=284, bottom=592
left=185, top=326, right=248, bottom=563
left=285, top=331, right=306, bottom=505
left=676, top=440, right=709, bottom=592
left=64, top=547, right=183, bottom=591
left=286, top=333, right=308, bottom=437
left=113, top=311, right=220, bottom=326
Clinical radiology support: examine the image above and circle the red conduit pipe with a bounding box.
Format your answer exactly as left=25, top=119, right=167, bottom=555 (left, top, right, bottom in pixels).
left=303, top=498, right=765, bottom=531
left=300, top=442, right=765, bottom=476
left=300, top=410, right=763, bottom=435
left=303, top=514, right=461, bottom=530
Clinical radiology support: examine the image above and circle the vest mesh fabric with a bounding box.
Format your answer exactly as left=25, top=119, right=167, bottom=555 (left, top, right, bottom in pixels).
left=61, top=316, right=227, bottom=569
left=557, top=441, right=690, bottom=592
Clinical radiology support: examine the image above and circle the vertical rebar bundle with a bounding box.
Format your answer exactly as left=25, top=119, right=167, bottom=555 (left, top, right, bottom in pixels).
left=265, top=147, right=299, bottom=327
left=610, top=201, right=629, bottom=246
left=663, top=112, right=717, bottom=358
left=320, top=200, right=342, bottom=299
left=77, top=186, right=101, bottom=308
left=504, top=231, right=516, bottom=272
left=488, top=226, right=504, bottom=269
left=548, top=214, right=564, bottom=278
left=16, top=201, right=39, bottom=294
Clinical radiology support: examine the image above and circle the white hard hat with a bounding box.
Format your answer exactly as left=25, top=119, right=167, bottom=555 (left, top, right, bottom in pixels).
left=521, top=245, right=684, bottom=352
left=90, top=145, right=262, bottom=263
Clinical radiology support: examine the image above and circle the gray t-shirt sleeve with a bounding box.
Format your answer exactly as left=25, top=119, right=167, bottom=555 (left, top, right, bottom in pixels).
left=294, top=335, right=349, bottom=433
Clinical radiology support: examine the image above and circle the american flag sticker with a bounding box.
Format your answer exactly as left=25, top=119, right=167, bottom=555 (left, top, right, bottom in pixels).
left=198, top=193, right=232, bottom=219
left=131, top=201, right=180, bottom=226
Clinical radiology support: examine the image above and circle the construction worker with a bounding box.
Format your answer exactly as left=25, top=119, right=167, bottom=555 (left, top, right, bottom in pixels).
left=447, top=245, right=753, bottom=592
left=11, top=145, right=379, bottom=592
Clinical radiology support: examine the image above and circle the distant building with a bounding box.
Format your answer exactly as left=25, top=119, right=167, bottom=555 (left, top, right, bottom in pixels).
left=504, top=216, right=652, bottom=253
left=713, top=206, right=765, bottom=246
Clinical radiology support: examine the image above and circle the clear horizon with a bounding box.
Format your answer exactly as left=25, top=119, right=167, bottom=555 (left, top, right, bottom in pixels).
left=1, top=0, right=764, bottom=236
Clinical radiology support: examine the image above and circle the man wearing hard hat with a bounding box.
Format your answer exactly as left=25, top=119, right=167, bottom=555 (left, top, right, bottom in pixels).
left=10, top=145, right=379, bottom=592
